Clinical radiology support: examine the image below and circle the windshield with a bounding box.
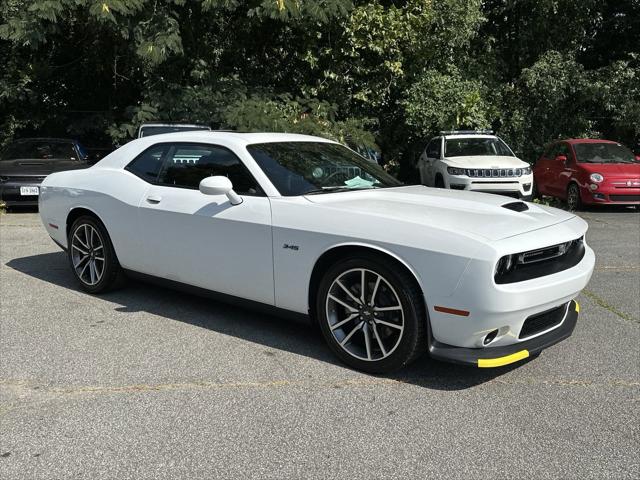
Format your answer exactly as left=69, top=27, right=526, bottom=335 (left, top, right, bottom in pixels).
left=139, top=126, right=210, bottom=137
left=574, top=143, right=636, bottom=164
left=445, top=137, right=514, bottom=157
left=246, top=142, right=402, bottom=196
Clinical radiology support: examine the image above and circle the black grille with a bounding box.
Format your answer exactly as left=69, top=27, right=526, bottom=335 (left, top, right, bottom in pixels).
left=495, top=237, right=585, bottom=284
left=466, top=168, right=526, bottom=178
left=519, top=303, right=568, bottom=339
left=609, top=195, right=640, bottom=202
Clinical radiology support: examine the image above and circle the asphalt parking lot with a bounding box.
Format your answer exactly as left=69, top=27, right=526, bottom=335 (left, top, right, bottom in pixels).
left=1, top=209, right=638, bottom=479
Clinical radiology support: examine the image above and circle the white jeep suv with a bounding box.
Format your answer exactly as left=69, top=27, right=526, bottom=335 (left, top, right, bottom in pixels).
left=418, top=131, right=534, bottom=200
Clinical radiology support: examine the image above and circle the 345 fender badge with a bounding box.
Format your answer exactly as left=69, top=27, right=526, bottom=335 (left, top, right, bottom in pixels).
left=283, top=243, right=299, bottom=251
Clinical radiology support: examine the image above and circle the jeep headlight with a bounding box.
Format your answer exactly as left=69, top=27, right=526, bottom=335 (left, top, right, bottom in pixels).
left=447, top=167, right=466, bottom=176
left=522, top=166, right=532, bottom=175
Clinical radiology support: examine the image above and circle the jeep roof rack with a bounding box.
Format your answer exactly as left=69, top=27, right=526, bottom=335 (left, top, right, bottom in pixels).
left=439, top=130, right=494, bottom=136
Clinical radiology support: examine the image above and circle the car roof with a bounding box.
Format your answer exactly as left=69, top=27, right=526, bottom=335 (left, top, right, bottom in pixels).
left=442, top=134, right=497, bottom=139
left=560, top=139, right=619, bottom=145
left=139, top=123, right=210, bottom=128
left=134, top=131, right=335, bottom=145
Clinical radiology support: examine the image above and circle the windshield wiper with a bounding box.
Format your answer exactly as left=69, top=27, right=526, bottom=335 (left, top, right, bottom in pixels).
left=304, top=186, right=376, bottom=195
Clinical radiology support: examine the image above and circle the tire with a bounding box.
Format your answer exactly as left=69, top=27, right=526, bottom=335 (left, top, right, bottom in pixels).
left=316, top=254, right=427, bottom=373
left=566, top=183, right=582, bottom=211
left=435, top=175, right=445, bottom=188
left=531, top=182, right=540, bottom=201
left=67, top=215, right=125, bottom=293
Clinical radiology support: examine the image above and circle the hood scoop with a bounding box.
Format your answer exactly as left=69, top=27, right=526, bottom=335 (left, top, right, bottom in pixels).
left=502, top=201, right=529, bottom=212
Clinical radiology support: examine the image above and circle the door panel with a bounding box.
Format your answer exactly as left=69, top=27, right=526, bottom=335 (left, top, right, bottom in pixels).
left=137, top=186, right=274, bottom=305
left=421, top=137, right=441, bottom=186
left=129, top=141, right=274, bottom=305
left=549, top=143, right=572, bottom=197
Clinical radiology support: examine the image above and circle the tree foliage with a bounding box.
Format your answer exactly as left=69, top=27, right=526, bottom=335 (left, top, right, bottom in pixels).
left=0, top=0, right=638, bottom=178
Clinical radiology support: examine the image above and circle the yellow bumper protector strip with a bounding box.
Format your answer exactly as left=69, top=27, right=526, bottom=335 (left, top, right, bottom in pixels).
left=575, top=301, right=580, bottom=313
left=478, top=350, right=529, bottom=368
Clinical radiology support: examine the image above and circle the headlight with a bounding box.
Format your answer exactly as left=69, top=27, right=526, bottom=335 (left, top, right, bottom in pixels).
left=590, top=173, right=604, bottom=183
left=522, top=166, right=532, bottom=175
left=495, top=254, right=517, bottom=276
left=447, top=167, right=466, bottom=176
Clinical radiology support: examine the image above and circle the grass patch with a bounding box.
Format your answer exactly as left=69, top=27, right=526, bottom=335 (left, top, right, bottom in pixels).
left=582, top=289, right=638, bottom=323
left=532, top=196, right=563, bottom=208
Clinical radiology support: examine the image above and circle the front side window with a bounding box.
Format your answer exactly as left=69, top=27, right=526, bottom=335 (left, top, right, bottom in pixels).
left=445, top=137, right=514, bottom=157
left=556, top=143, right=571, bottom=160
left=426, top=139, right=441, bottom=158
left=246, top=141, right=402, bottom=196
left=574, top=142, right=636, bottom=164
left=157, top=143, right=260, bottom=194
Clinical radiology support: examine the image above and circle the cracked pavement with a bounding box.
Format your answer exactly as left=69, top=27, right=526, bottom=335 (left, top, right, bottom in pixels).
left=1, top=209, right=639, bottom=479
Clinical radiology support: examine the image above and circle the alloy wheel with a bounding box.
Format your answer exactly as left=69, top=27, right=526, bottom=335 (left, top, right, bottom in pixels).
left=70, top=223, right=105, bottom=286
left=325, top=268, right=405, bottom=361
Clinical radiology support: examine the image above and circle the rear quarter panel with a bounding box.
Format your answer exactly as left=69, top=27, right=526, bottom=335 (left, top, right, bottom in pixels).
left=39, top=167, right=148, bottom=269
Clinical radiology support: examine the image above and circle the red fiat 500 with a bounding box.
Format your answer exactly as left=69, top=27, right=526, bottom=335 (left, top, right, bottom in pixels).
left=534, top=139, right=640, bottom=210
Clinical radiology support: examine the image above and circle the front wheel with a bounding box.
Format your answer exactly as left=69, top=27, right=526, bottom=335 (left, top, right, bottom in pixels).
left=316, top=255, right=427, bottom=373
left=68, top=215, right=125, bottom=293
left=566, top=183, right=582, bottom=211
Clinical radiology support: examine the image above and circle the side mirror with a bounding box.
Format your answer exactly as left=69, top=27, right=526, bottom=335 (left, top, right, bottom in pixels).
left=199, top=176, right=243, bottom=205
left=555, top=154, right=568, bottom=164
left=635, top=154, right=640, bottom=162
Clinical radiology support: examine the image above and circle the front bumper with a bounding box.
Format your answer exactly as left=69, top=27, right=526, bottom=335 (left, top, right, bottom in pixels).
left=581, top=184, right=640, bottom=205
left=427, top=215, right=594, bottom=349
left=430, top=300, right=579, bottom=367
left=446, top=173, right=533, bottom=199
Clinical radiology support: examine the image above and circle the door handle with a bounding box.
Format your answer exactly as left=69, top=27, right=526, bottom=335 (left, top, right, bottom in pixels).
left=146, top=195, right=162, bottom=204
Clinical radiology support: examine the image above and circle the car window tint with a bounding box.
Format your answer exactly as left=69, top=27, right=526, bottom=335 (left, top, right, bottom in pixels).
left=0, top=142, right=28, bottom=160
left=426, top=139, right=440, bottom=158
left=5, top=141, right=38, bottom=159
left=50, top=142, right=76, bottom=159
left=158, top=143, right=260, bottom=195
left=126, top=144, right=168, bottom=183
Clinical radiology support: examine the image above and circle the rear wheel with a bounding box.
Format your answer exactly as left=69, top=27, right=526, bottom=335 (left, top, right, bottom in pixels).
left=316, top=255, right=427, bottom=373
left=68, top=215, right=124, bottom=293
left=566, top=183, right=582, bottom=211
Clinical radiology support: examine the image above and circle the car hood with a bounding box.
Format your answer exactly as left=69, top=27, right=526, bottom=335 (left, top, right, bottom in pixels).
left=304, top=185, right=575, bottom=241
left=578, top=162, right=640, bottom=177
left=0, top=158, right=87, bottom=176
left=444, top=155, right=528, bottom=168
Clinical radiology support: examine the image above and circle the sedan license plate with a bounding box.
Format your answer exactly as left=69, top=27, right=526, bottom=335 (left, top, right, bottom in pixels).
left=20, top=186, right=39, bottom=196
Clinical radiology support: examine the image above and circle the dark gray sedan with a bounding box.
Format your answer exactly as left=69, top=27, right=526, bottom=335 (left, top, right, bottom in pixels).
left=0, top=138, right=90, bottom=207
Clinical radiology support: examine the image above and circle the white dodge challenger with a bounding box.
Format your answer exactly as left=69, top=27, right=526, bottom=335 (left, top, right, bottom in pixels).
left=39, top=132, right=594, bottom=373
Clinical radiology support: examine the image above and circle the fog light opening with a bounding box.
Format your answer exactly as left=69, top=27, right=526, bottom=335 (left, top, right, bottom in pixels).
left=483, top=329, right=499, bottom=346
